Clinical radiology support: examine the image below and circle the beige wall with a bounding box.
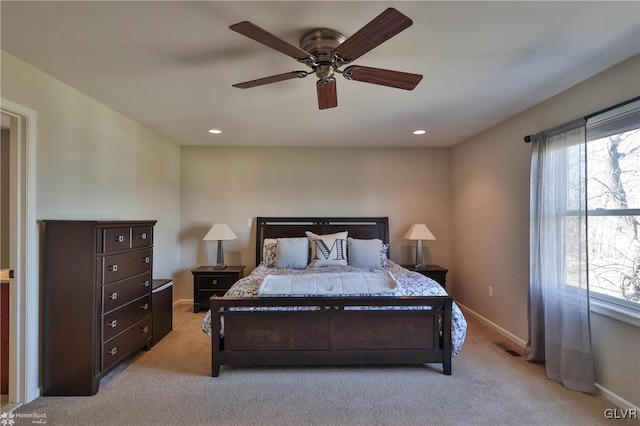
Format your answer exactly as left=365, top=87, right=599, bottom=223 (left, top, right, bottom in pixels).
left=451, top=54, right=640, bottom=407
left=1, top=51, right=182, bottom=280
left=177, top=146, right=452, bottom=301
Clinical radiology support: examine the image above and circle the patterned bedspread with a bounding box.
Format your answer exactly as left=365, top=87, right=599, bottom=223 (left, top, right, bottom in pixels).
left=201, top=261, right=467, bottom=355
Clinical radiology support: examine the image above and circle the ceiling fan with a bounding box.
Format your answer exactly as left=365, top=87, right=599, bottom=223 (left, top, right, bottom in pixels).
left=229, top=8, right=423, bottom=110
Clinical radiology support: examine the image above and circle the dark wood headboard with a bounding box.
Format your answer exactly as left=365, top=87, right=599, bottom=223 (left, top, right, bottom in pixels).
left=255, top=217, right=389, bottom=265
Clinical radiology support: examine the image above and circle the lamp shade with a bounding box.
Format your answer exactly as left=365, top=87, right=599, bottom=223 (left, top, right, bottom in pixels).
left=203, top=224, right=237, bottom=241
left=403, top=224, right=436, bottom=241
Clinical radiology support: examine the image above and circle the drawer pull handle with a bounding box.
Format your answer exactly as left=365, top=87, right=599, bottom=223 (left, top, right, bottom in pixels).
left=141, top=303, right=149, bottom=310
left=141, top=326, right=149, bottom=333
left=115, top=235, right=124, bottom=243
left=109, top=347, right=117, bottom=356
left=109, top=292, right=118, bottom=300
left=109, top=319, right=117, bottom=328
left=139, top=233, right=147, bottom=240
left=142, top=257, right=150, bottom=264
left=142, top=280, right=150, bottom=287
left=212, top=279, right=218, bottom=285
left=109, top=264, right=118, bottom=272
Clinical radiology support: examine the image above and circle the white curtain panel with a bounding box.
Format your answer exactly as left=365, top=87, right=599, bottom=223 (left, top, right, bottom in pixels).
left=526, top=119, right=596, bottom=394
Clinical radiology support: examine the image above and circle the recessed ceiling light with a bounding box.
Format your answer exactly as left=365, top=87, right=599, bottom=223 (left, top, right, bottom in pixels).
left=208, top=129, right=222, bottom=134
left=413, top=129, right=426, bottom=135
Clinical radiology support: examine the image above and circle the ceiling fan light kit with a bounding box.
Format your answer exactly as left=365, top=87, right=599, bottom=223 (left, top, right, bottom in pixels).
left=229, top=8, right=423, bottom=110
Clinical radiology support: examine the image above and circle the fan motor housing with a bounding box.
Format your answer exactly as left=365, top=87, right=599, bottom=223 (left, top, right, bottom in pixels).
left=300, top=28, right=347, bottom=62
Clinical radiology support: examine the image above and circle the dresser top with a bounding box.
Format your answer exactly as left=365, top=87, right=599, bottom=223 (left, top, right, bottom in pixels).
left=43, top=220, right=157, bottom=228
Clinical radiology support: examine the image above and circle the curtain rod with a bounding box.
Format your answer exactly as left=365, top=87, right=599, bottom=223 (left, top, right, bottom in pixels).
left=522, top=96, right=640, bottom=143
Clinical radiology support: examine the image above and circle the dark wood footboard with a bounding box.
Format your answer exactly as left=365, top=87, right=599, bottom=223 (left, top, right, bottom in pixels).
left=210, top=295, right=453, bottom=376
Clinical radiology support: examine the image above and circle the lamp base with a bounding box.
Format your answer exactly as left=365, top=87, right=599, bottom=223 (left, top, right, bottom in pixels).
left=414, top=240, right=423, bottom=268
left=214, top=240, right=227, bottom=270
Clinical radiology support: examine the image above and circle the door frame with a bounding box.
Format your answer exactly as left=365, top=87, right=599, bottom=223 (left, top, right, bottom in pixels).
left=1, top=98, right=38, bottom=408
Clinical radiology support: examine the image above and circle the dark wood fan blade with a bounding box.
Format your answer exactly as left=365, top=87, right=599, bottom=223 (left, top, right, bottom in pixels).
left=343, top=65, right=422, bottom=90
left=230, top=21, right=315, bottom=62
left=317, top=79, right=337, bottom=109
left=334, top=8, right=413, bottom=62
left=233, top=71, right=308, bottom=89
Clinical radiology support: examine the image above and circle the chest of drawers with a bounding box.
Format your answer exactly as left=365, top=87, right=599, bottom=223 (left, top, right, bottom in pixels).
left=43, top=220, right=156, bottom=396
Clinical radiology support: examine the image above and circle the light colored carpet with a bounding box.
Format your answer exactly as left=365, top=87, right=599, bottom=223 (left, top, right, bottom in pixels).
left=14, top=305, right=636, bottom=425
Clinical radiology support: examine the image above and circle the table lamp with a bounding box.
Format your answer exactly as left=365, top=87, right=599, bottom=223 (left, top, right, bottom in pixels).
left=203, top=224, right=237, bottom=269
left=404, top=224, right=436, bottom=267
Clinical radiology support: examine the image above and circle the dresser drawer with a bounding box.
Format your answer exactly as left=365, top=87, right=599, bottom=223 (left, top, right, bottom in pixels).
left=131, top=227, right=153, bottom=248
left=102, top=249, right=152, bottom=285
left=196, top=274, right=236, bottom=291
left=102, top=317, right=151, bottom=371
left=102, top=273, right=151, bottom=314
left=102, top=295, right=151, bottom=342
left=101, top=228, right=131, bottom=253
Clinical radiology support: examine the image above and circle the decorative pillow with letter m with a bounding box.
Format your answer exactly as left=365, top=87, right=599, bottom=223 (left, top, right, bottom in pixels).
left=305, top=231, right=348, bottom=267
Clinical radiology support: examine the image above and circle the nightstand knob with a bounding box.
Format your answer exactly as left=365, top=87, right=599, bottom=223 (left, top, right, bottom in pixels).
left=141, top=303, right=149, bottom=310
left=115, top=235, right=124, bottom=243
left=108, top=264, right=118, bottom=272
left=109, top=347, right=118, bottom=356
left=212, top=279, right=218, bottom=285
left=109, top=319, right=117, bottom=328
left=141, top=326, right=149, bottom=333
left=142, top=280, right=150, bottom=287
left=109, top=292, right=118, bottom=300
left=139, top=233, right=147, bottom=240
left=142, top=256, right=150, bottom=264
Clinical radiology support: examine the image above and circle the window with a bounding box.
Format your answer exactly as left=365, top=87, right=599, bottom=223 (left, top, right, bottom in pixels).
left=586, top=99, right=640, bottom=320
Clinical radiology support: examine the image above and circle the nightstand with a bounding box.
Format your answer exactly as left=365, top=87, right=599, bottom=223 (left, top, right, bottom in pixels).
left=401, top=264, right=448, bottom=289
left=191, top=266, right=245, bottom=312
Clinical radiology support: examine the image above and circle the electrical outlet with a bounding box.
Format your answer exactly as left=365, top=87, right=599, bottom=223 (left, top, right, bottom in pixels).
left=488, top=286, right=494, bottom=297
left=246, top=218, right=252, bottom=228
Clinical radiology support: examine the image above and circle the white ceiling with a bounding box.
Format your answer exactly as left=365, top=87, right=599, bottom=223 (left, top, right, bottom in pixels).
left=2, top=1, right=639, bottom=147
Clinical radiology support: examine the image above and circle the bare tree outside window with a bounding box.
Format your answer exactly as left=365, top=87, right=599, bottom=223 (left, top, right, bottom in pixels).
left=587, top=128, right=640, bottom=305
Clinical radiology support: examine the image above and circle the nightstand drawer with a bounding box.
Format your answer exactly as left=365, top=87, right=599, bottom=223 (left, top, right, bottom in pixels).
left=196, top=274, right=235, bottom=290
left=198, top=288, right=228, bottom=300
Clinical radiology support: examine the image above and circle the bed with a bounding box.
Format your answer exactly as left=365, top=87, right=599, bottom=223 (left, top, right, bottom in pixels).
left=201, top=217, right=467, bottom=376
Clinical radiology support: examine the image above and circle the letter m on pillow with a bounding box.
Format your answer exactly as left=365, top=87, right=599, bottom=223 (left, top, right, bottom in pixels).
left=314, top=238, right=346, bottom=261
left=306, top=231, right=349, bottom=267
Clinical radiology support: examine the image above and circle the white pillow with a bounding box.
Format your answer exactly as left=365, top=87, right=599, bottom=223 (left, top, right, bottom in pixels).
left=306, top=231, right=348, bottom=267
left=347, top=237, right=383, bottom=269
left=275, top=237, right=309, bottom=269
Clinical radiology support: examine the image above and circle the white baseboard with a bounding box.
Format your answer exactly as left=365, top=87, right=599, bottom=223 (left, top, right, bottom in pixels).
left=596, top=384, right=640, bottom=411
left=456, top=302, right=527, bottom=350
left=456, top=302, right=639, bottom=410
